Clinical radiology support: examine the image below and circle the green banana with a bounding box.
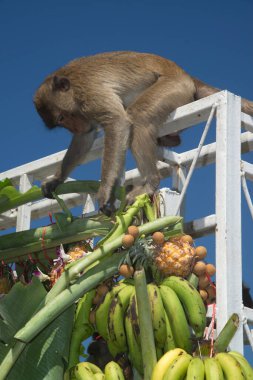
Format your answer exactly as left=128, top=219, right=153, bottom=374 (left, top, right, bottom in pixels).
left=159, top=285, right=192, bottom=353
left=151, top=348, right=187, bottom=380
left=95, top=282, right=127, bottom=340
left=228, top=351, right=253, bottom=379
left=163, top=353, right=192, bottom=380
left=163, top=312, right=176, bottom=352
left=107, top=284, right=134, bottom=352
left=216, top=353, right=245, bottom=379
left=128, top=292, right=141, bottom=345
left=68, top=289, right=96, bottom=369
left=104, top=361, right=125, bottom=380
left=186, top=357, right=205, bottom=380
left=147, top=283, right=166, bottom=349
left=204, top=358, right=224, bottom=380
left=162, top=276, right=206, bottom=338
left=125, top=305, right=143, bottom=376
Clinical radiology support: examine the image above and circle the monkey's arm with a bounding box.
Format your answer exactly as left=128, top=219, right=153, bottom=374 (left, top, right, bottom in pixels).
left=42, top=129, right=97, bottom=198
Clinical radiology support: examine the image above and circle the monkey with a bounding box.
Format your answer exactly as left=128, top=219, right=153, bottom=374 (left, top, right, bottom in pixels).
left=34, top=51, right=253, bottom=215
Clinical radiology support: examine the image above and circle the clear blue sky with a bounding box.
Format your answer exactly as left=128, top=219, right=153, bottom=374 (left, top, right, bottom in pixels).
left=1, top=0, right=253, bottom=361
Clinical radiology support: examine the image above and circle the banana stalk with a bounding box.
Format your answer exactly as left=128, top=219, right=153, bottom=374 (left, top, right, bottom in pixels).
left=214, top=313, right=239, bottom=353
left=134, top=267, right=157, bottom=380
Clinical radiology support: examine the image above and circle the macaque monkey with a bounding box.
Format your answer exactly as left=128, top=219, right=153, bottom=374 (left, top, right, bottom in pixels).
left=34, top=51, right=253, bottom=214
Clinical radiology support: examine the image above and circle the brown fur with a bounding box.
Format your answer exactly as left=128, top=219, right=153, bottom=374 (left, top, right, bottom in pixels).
left=34, top=51, right=253, bottom=213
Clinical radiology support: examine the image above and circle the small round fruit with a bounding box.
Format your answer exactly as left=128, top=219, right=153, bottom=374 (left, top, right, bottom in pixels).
left=89, top=309, right=96, bottom=325
left=92, top=293, right=102, bottom=305
left=96, top=284, right=109, bottom=296
left=198, top=275, right=210, bottom=290
left=119, top=264, right=134, bottom=278
left=127, top=225, right=139, bottom=238
left=152, top=231, right=165, bottom=245
left=199, top=289, right=208, bottom=301
left=195, top=246, right=207, bottom=260
left=122, top=234, right=135, bottom=248
left=193, top=261, right=206, bottom=276
left=181, top=235, right=193, bottom=245
left=207, top=285, right=216, bottom=299
left=206, top=263, right=216, bottom=276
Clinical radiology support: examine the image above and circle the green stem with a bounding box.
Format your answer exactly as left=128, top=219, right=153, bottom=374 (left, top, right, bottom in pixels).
left=213, top=313, right=240, bottom=353
left=0, top=216, right=113, bottom=261
left=0, top=341, right=26, bottom=380
left=134, top=268, right=157, bottom=380
left=48, top=216, right=183, bottom=300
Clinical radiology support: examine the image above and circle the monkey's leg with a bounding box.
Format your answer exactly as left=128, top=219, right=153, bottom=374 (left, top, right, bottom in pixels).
left=126, top=75, right=195, bottom=203
left=42, top=129, right=96, bottom=198
left=98, top=116, right=131, bottom=214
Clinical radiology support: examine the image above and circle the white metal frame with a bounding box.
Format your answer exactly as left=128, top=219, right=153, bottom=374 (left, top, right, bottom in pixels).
left=1, top=91, right=253, bottom=353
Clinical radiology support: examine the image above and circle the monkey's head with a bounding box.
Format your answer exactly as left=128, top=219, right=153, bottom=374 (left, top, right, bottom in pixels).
left=34, top=75, right=88, bottom=134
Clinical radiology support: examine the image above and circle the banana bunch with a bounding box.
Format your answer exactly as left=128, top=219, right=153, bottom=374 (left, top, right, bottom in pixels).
left=73, top=361, right=125, bottom=380
left=151, top=348, right=253, bottom=380
left=94, top=275, right=206, bottom=368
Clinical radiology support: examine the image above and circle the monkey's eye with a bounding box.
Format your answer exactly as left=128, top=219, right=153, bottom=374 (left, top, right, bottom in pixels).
left=56, top=115, right=64, bottom=124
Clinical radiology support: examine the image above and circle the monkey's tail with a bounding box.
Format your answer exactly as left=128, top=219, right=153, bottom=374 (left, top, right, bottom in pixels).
left=193, top=77, right=253, bottom=117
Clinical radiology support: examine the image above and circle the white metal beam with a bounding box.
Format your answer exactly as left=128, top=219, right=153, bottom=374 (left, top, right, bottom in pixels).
left=215, top=91, right=243, bottom=352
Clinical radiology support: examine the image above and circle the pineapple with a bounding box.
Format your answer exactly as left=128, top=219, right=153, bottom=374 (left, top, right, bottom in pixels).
left=154, top=235, right=195, bottom=277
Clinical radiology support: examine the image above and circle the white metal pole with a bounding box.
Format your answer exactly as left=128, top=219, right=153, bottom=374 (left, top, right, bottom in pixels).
left=215, top=91, right=243, bottom=352
left=16, top=174, right=33, bottom=232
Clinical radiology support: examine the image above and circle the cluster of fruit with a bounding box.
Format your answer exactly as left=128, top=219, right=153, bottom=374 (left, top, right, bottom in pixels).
left=74, top=360, right=124, bottom=380
left=91, top=276, right=206, bottom=375
left=151, top=348, right=253, bottom=380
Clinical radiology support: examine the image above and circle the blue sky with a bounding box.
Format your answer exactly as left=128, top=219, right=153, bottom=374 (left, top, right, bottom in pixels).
left=1, top=0, right=253, bottom=361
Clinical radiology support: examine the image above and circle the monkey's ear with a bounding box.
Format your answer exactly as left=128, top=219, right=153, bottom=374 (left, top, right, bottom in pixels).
left=52, top=76, right=70, bottom=92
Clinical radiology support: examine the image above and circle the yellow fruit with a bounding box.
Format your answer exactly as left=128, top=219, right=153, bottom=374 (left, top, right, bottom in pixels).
left=154, top=237, right=195, bottom=277
left=198, top=275, right=210, bottom=290
left=122, top=234, right=135, bottom=248
left=127, top=225, right=139, bottom=238
left=119, top=264, right=134, bottom=278
left=152, top=231, right=165, bottom=245
left=193, top=261, right=206, bottom=276
left=199, top=289, right=208, bottom=301
left=181, top=235, right=193, bottom=245
left=96, top=284, right=109, bottom=296
left=206, top=263, right=216, bottom=276
left=195, top=246, right=207, bottom=260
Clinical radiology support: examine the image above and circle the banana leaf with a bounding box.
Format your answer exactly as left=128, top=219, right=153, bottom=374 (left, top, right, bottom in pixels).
left=0, top=277, right=75, bottom=380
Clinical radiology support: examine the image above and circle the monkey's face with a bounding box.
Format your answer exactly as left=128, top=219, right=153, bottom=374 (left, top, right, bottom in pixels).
left=34, top=76, right=88, bottom=134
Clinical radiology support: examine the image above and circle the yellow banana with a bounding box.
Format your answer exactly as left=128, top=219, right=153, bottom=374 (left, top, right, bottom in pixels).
left=163, top=312, right=176, bottom=352
left=125, top=305, right=143, bottom=376
left=107, top=284, right=134, bottom=352
left=186, top=357, right=204, bottom=380
left=159, top=285, right=192, bottom=353
left=74, top=362, right=96, bottom=380
left=147, top=283, right=166, bottom=349
left=151, top=348, right=187, bottom=380
left=163, top=353, right=192, bottom=380
left=104, top=361, right=125, bottom=380
left=162, top=276, right=206, bottom=338
left=228, top=351, right=253, bottom=379
left=204, top=358, right=224, bottom=380
left=95, top=282, right=127, bottom=340
left=216, top=353, right=245, bottom=379
left=94, top=374, right=105, bottom=380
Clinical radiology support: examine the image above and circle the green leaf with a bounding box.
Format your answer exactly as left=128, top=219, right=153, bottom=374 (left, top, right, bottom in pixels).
left=0, top=278, right=75, bottom=380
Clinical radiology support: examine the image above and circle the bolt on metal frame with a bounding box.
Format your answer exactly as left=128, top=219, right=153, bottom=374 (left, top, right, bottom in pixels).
left=1, top=91, right=253, bottom=353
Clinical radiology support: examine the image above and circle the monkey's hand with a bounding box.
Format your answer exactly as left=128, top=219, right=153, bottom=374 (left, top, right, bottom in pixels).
left=41, top=177, right=63, bottom=199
